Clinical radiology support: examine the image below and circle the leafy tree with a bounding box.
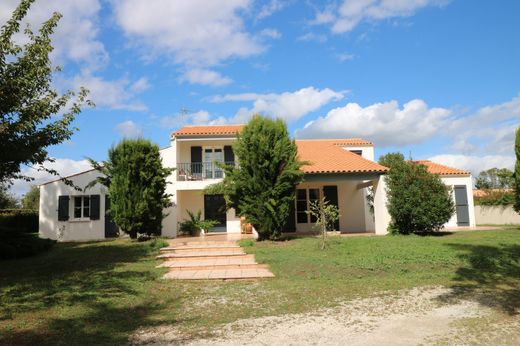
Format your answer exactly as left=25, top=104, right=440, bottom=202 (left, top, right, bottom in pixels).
left=306, top=197, right=340, bottom=250
left=475, top=168, right=514, bottom=190
left=89, top=139, right=172, bottom=239
left=21, top=185, right=39, bottom=210
left=379, top=153, right=455, bottom=234
left=215, top=115, right=305, bottom=240
left=0, top=0, right=91, bottom=184
left=515, top=127, right=520, bottom=214
left=0, top=183, right=19, bottom=209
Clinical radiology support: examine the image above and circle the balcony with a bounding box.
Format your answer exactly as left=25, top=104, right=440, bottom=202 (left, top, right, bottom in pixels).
left=176, top=162, right=235, bottom=181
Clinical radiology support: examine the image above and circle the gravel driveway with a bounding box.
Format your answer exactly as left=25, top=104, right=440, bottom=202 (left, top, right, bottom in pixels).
left=131, top=286, right=520, bottom=345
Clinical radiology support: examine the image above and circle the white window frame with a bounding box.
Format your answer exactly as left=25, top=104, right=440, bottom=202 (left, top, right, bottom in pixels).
left=296, top=187, right=322, bottom=224
left=72, top=195, right=91, bottom=220
left=203, top=146, right=224, bottom=179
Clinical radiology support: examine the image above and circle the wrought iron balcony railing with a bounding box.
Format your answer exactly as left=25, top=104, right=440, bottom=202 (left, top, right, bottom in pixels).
left=176, top=161, right=235, bottom=181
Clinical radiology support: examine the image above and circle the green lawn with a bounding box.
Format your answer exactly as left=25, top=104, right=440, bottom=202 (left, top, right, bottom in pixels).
left=1, top=229, right=519, bottom=345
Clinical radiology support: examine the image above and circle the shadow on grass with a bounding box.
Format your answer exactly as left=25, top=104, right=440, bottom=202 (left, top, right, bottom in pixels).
left=0, top=240, right=183, bottom=345
left=439, top=243, right=520, bottom=315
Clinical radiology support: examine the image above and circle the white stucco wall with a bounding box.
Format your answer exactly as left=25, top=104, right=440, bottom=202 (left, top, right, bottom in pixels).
left=441, top=175, right=476, bottom=228
left=373, top=175, right=391, bottom=235
left=294, top=180, right=371, bottom=233
left=39, top=170, right=109, bottom=242
left=340, top=145, right=375, bottom=161
left=475, top=205, right=520, bottom=225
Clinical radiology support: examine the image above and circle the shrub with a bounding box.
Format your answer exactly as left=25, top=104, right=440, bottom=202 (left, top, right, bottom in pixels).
left=0, top=227, right=54, bottom=260
left=475, top=190, right=515, bottom=206
left=178, top=210, right=218, bottom=236
left=214, top=115, right=305, bottom=240
left=380, top=153, right=455, bottom=234
left=0, top=209, right=39, bottom=233
left=89, top=139, right=173, bottom=238
left=306, top=197, right=340, bottom=250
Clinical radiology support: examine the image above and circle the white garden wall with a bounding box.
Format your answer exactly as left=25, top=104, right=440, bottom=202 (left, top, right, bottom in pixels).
left=475, top=205, right=520, bottom=225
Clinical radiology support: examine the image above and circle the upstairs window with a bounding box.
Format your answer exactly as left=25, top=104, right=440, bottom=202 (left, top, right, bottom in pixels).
left=350, top=150, right=363, bottom=156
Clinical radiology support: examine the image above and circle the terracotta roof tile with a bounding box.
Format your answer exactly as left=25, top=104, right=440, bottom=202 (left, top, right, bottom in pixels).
left=415, top=160, right=470, bottom=176
left=172, top=125, right=245, bottom=137
left=296, top=140, right=388, bottom=174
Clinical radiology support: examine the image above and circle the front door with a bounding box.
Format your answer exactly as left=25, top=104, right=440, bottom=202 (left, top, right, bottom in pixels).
left=204, top=194, right=227, bottom=231
left=454, top=185, right=470, bottom=226
left=104, top=196, right=119, bottom=238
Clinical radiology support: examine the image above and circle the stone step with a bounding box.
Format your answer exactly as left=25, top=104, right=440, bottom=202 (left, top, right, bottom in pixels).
left=162, top=268, right=275, bottom=280
left=160, top=245, right=240, bottom=252
left=157, top=253, right=255, bottom=262
left=156, top=252, right=248, bottom=260
left=161, top=247, right=243, bottom=254
left=164, top=263, right=270, bottom=271
left=157, top=257, right=257, bottom=268
left=170, top=241, right=237, bottom=246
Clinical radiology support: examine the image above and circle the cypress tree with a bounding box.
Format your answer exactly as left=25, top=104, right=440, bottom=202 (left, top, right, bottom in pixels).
left=219, top=115, right=304, bottom=240
left=92, top=139, right=172, bottom=238
left=514, top=127, right=520, bottom=214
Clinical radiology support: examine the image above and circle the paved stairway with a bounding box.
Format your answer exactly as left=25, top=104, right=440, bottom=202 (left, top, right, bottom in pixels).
left=157, top=240, right=274, bottom=280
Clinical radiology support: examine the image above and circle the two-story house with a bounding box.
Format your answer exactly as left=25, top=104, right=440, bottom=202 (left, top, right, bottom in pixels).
left=38, top=124, right=475, bottom=242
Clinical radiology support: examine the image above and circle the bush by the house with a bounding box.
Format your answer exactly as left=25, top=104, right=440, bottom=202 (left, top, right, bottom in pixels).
left=0, top=209, right=39, bottom=234
left=178, top=210, right=218, bottom=236
left=0, top=227, right=54, bottom=260
left=213, top=115, right=305, bottom=240
left=380, top=153, right=455, bottom=235
left=89, top=139, right=173, bottom=239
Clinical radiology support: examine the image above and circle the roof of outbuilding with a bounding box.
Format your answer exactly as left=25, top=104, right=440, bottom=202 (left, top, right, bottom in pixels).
left=414, top=160, right=470, bottom=176
left=172, top=125, right=245, bottom=137
left=296, top=140, right=388, bottom=174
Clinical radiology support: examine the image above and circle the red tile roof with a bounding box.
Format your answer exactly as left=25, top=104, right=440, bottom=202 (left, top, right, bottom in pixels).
left=415, top=160, right=470, bottom=176
left=172, top=125, right=245, bottom=137
left=296, top=140, right=388, bottom=174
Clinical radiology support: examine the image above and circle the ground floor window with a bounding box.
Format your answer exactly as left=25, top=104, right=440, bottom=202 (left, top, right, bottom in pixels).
left=73, top=196, right=90, bottom=219
left=296, top=188, right=320, bottom=223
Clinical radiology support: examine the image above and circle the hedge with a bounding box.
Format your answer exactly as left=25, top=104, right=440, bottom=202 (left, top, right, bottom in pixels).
left=0, top=227, right=54, bottom=260
left=0, top=209, right=39, bottom=233
left=474, top=190, right=515, bottom=206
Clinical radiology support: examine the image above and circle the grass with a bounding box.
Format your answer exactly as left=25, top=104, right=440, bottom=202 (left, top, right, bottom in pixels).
left=1, top=229, right=519, bottom=344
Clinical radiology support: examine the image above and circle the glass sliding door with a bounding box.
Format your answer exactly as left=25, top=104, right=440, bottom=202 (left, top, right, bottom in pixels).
left=203, top=147, right=224, bottom=179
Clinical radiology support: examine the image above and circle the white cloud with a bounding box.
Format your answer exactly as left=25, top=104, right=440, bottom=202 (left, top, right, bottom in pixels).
left=70, top=73, right=148, bottom=111
left=112, top=0, right=265, bottom=74
left=209, top=87, right=346, bottom=123
left=10, top=158, right=92, bottom=196
left=297, top=99, right=451, bottom=146
left=160, top=111, right=227, bottom=129
left=313, top=0, right=449, bottom=33
left=116, top=120, right=143, bottom=138
left=130, top=77, right=151, bottom=93
left=447, top=93, right=520, bottom=155
left=337, top=52, right=355, bottom=62
left=0, top=0, right=108, bottom=70
left=428, top=154, right=515, bottom=176
left=297, top=32, right=328, bottom=43
left=180, top=69, right=233, bottom=87
left=257, top=0, right=286, bottom=21
left=260, top=28, right=282, bottom=39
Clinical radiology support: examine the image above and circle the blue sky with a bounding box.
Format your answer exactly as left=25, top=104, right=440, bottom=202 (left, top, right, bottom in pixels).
left=2, top=0, right=519, bottom=195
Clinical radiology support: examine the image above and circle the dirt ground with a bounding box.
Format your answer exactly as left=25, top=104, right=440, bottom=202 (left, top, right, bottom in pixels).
left=131, top=286, right=520, bottom=345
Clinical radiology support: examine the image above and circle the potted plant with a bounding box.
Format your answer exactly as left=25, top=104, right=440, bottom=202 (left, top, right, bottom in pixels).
left=178, top=210, right=218, bottom=236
